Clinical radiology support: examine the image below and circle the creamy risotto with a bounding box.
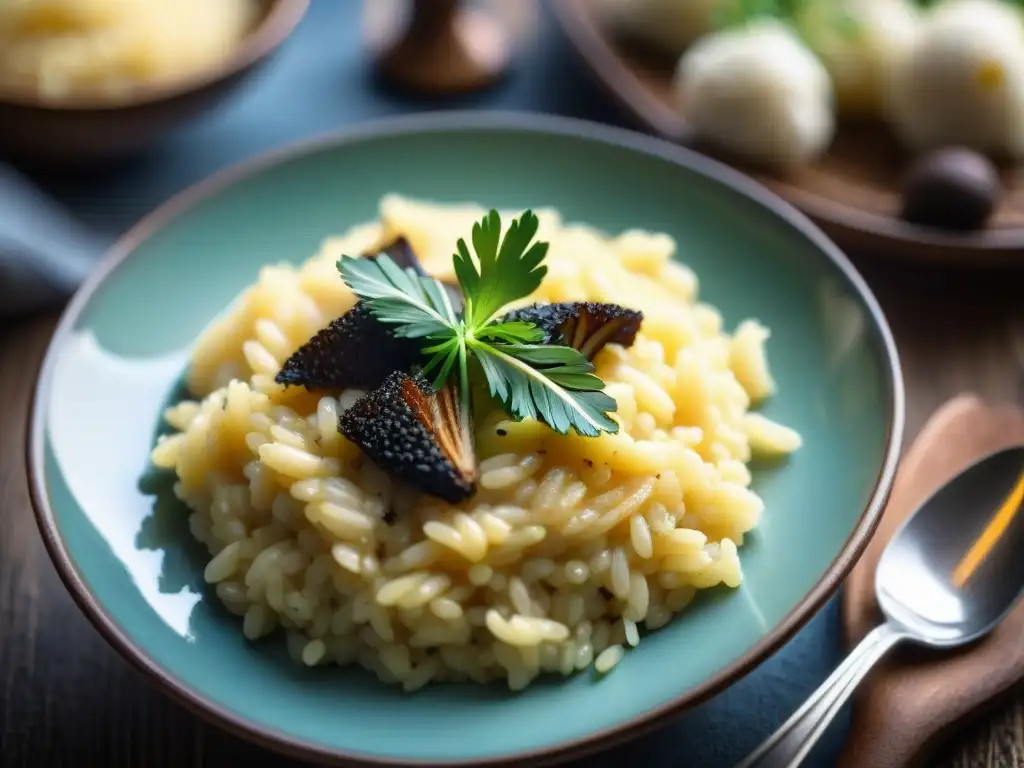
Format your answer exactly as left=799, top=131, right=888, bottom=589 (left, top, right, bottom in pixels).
left=0, top=0, right=258, bottom=102
left=150, top=196, right=801, bottom=691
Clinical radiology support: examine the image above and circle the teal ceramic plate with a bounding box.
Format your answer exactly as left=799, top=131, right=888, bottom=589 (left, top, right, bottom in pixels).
left=29, top=112, right=904, bottom=767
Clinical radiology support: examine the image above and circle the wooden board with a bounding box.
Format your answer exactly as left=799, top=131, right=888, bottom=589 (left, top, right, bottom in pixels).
left=552, top=0, right=1024, bottom=267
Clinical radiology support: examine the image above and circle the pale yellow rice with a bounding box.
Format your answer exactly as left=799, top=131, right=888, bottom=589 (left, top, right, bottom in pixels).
left=151, top=195, right=801, bottom=692
left=0, top=0, right=257, bottom=102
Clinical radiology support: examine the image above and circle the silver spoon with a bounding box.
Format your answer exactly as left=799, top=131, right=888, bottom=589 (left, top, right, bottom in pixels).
left=737, top=444, right=1024, bottom=768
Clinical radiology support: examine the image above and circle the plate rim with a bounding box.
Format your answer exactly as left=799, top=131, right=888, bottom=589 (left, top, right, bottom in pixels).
left=26, top=109, right=905, bottom=768
left=551, top=0, right=1024, bottom=266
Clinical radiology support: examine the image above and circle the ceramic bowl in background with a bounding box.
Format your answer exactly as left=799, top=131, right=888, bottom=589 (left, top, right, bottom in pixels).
left=0, top=0, right=308, bottom=168
left=28, top=112, right=903, bottom=766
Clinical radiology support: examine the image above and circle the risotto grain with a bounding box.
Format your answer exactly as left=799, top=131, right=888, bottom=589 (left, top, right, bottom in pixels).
left=151, top=195, right=800, bottom=691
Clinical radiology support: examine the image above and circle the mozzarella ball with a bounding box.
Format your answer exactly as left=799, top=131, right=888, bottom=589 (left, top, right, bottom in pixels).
left=674, top=20, right=836, bottom=169
left=885, top=0, right=1024, bottom=159
left=603, top=0, right=729, bottom=58
left=796, top=0, right=919, bottom=120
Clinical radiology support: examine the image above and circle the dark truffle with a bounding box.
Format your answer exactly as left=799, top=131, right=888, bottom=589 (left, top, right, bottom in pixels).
left=275, top=302, right=425, bottom=391
left=500, top=302, right=643, bottom=360
left=900, top=147, right=1001, bottom=231
left=339, top=371, right=477, bottom=504
left=277, top=239, right=459, bottom=392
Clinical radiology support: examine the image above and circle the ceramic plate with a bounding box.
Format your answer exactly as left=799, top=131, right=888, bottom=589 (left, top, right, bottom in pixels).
left=552, top=0, right=1024, bottom=267
left=29, top=112, right=903, bottom=766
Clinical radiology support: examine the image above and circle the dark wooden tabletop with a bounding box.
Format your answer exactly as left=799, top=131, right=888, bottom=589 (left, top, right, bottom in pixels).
left=2, top=257, right=1022, bottom=767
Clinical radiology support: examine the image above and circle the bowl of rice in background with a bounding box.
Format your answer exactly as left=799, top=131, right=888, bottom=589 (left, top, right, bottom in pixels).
left=28, top=112, right=904, bottom=767
left=0, top=0, right=308, bottom=166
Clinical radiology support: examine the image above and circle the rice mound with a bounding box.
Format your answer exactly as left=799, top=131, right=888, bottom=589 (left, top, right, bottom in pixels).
left=150, top=195, right=801, bottom=692
left=0, top=0, right=257, bottom=102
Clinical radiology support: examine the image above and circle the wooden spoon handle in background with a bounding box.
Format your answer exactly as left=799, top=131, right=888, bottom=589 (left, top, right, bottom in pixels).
left=839, top=394, right=1024, bottom=768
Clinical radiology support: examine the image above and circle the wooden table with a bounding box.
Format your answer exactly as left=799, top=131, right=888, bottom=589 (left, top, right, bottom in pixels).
left=1, top=258, right=1022, bottom=767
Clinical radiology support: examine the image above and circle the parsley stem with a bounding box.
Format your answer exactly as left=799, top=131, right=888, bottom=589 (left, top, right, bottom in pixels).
left=457, top=339, right=472, bottom=453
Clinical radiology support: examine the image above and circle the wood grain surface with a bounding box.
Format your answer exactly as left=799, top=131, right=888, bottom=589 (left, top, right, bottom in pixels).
left=1, top=258, right=1022, bottom=767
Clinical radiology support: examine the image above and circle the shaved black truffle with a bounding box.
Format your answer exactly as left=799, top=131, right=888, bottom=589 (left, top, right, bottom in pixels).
left=339, top=371, right=477, bottom=504
left=500, top=302, right=643, bottom=360
left=276, top=240, right=457, bottom=392
left=275, top=303, right=425, bottom=391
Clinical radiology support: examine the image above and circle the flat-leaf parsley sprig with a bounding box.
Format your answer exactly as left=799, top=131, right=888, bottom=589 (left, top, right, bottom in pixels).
left=337, top=210, right=620, bottom=438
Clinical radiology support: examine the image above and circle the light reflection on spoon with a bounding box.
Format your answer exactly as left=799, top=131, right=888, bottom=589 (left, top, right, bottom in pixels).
left=953, top=467, right=1024, bottom=587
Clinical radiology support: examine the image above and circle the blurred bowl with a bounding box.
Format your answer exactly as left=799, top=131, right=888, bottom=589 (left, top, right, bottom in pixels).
left=0, top=0, right=308, bottom=168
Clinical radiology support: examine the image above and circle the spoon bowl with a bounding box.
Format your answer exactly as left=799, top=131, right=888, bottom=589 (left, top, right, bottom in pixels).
left=877, top=445, right=1024, bottom=648
left=740, top=444, right=1024, bottom=768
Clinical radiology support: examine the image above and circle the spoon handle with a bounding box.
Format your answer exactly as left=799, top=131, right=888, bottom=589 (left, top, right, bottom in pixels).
left=736, top=622, right=908, bottom=768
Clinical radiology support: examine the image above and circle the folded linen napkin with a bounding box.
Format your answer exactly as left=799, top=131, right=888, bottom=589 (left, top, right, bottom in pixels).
left=0, top=164, right=105, bottom=318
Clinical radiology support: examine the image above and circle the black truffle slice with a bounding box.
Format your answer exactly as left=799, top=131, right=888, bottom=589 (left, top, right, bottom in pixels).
left=339, top=371, right=477, bottom=504
left=500, top=302, right=643, bottom=360
left=275, top=239, right=456, bottom=392
left=275, top=302, right=425, bottom=391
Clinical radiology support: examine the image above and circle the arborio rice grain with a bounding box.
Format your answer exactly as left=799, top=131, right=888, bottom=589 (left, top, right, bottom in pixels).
left=150, top=195, right=801, bottom=692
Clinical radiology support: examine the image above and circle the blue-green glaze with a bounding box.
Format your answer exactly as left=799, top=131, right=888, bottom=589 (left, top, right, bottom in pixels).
left=30, top=113, right=903, bottom=767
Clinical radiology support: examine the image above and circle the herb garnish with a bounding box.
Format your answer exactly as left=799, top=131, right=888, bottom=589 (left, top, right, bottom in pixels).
left=337, top=210, right=620, bottom=438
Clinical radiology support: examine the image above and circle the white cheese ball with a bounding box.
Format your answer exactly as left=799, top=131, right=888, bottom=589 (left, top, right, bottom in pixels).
left=885, top=0, right=1024, bottom=158
left=796, top=0, right=919, bottom=120
left=603, top=0, right=728, bottom=58
left=674, top=20, right=836, bottom=169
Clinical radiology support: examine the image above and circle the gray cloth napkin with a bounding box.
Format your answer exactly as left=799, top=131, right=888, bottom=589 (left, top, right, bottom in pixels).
left=0, top=165, right=104, bottom=318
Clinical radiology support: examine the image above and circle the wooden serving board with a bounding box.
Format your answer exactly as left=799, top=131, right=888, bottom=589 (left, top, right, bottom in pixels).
left=839, top=395, right=1024, bottom=768
left=552, top=0, right=1024, bottom=266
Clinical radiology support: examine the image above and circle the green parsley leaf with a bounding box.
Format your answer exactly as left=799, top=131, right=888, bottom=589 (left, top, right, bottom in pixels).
left=420, top=336, right=461, bottom=388
left=474, top=320, right=545, bottom=345
left=468, top=340, right=619, bottom=437
left=453, top=209, right=548, bottom=332
left=338, top=253, right=459, bottom=338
